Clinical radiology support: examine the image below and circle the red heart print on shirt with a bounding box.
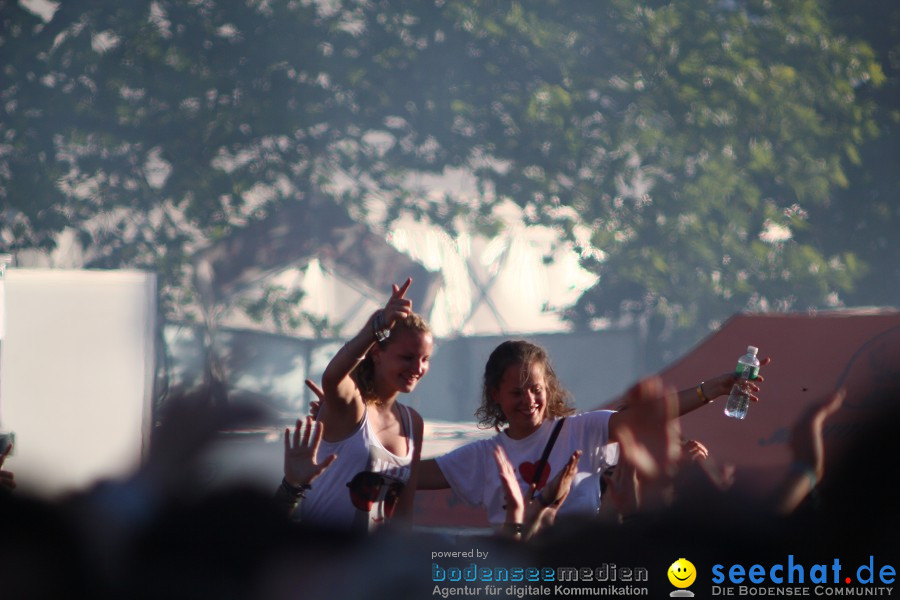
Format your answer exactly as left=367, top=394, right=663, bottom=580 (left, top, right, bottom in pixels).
left=518, top=461, right=550, bottom=490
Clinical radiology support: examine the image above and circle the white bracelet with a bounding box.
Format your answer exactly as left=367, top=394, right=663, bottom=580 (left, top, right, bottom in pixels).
left=372, top=310, right=390, bottom=343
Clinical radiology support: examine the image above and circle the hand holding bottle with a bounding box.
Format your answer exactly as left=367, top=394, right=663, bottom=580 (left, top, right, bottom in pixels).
left=724, top=346, right=764, bottom=419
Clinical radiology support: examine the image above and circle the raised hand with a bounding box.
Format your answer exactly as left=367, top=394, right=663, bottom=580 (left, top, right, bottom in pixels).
left=537, top=449, right=582, bottom=509
left=703, top=356, right=772, bottom=402
left=284, top=416, right=336, bottom=487
left=615, top=377, right=682, bottom=480
left=682, top=439, right=710, bottom=462
left=381, top=277, right=413, bottom=329
left=0, top=442, right=14, bottom=493
left=493, top=445, right=525, bottom=526
left=494, top=445, right=583, bottom=540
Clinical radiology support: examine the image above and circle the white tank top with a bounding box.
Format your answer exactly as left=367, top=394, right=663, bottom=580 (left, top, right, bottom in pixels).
left=296, top=403, right=415, bottom=532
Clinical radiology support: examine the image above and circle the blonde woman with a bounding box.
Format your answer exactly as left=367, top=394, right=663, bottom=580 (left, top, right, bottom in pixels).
left=278, top=279, right=430, bottom=532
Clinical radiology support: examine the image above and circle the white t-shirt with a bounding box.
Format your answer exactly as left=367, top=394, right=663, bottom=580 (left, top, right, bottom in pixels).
left=434, top=411, right=618, bottom=526
left=296, top=404, right=415, bottom=532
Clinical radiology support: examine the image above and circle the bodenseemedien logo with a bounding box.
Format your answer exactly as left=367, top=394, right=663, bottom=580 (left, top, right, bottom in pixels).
left=668, top=558, right=697, bottom=597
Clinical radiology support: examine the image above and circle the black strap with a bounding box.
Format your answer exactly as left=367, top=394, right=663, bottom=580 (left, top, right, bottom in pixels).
left=530, top=418, right=566, bottom=494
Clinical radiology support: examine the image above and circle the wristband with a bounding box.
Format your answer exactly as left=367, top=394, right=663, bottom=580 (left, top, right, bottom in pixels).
left=696, top=382, right=711, bottom=404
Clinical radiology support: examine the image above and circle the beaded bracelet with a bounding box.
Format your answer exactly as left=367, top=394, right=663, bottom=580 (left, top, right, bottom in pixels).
left=281, top=477, right=312, bottom=499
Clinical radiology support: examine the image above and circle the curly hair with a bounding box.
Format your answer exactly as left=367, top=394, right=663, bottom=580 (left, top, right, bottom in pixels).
left=475, top=339, right=575, bottom=430
left=352, top=312, right=431, bottom=404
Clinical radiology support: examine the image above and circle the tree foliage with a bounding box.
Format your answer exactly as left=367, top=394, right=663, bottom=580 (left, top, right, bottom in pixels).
left=817, top=0, right=900, bottom=312
left=1, top=0, right=894, bottom=363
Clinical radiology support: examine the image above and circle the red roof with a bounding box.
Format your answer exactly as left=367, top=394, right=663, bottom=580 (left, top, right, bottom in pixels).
left=657, top=310, right=900, bottom=496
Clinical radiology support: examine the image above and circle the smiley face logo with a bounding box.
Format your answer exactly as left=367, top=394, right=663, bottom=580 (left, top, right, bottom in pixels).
left=668, top=558, right=696, bottom=589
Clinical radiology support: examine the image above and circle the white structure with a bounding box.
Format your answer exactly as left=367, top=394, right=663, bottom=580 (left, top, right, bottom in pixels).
left=386, top=212, right=598, bottom=336
left=217, top=203, right=598, bottom=339
left=0, top=268, right=157, bottom=497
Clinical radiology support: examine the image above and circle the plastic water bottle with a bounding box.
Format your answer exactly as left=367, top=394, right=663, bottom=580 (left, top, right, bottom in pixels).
left=724, top=346, right=760, bottom=420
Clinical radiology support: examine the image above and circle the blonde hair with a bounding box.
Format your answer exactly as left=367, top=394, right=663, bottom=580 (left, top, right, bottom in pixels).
left=475, top=339, right=575, bottom=430
left=352, top=313, right=431, bottom=403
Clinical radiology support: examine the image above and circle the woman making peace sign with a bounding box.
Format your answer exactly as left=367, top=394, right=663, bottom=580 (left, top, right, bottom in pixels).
left=278, top=278, right=430, bottom=532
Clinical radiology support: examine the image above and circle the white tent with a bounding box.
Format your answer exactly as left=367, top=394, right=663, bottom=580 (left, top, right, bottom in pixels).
left=214, top=202, right=598, bottom=339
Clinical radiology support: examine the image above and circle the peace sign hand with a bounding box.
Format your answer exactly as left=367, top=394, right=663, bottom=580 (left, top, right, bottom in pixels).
left=381, top=277, right=413, bottom=329
left=305, top=379, right=323, bottom=419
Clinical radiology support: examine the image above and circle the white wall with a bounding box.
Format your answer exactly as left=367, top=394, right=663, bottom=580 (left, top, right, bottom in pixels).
left=0, top=268, right=156, bottom=497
